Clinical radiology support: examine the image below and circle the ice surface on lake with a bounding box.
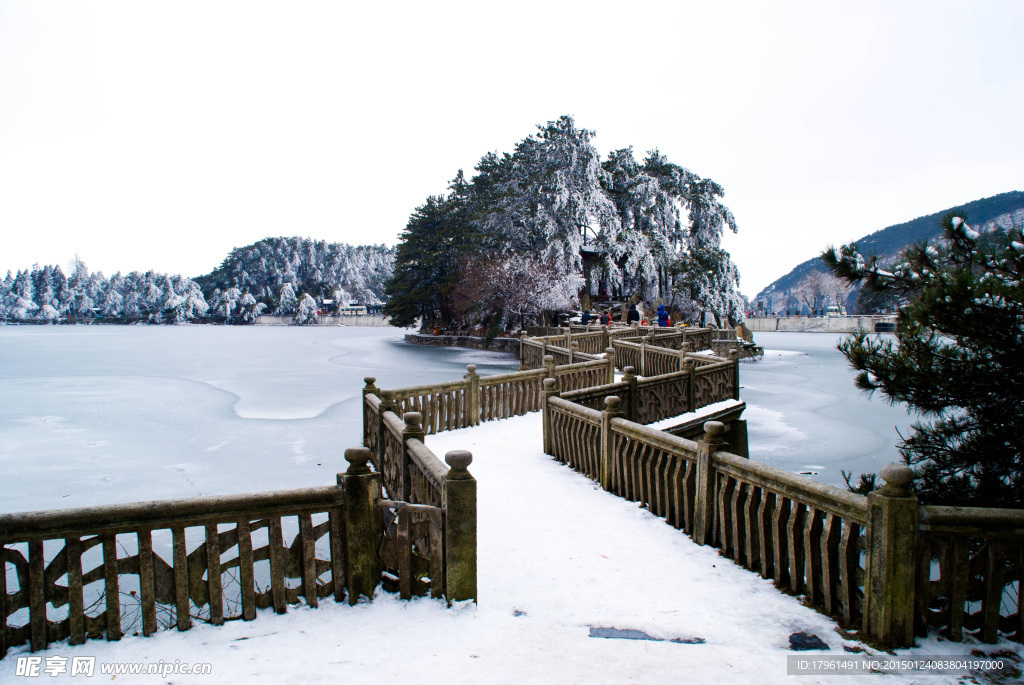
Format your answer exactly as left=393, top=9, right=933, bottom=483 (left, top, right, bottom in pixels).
left=743, top=332, right=914, bottom=487
left=0, top=326, right=518, bottom=511
left=0, top=326, right=911, bottom=513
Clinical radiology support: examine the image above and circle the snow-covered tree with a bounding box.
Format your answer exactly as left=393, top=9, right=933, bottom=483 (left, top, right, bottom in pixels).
left=794, top=270, right=829, bottom=315
left=100, top=273, right=126, bottom=318
left=237, top=292, right=266, bottom=323
left=294, top=293, right=319, bottom=324
left=212, top=287, right=243, bottom=321
left=36, top=303, right=61, bottom=322
left=196, top=237, right=395, bottom=309
left=179, top=281, right=210, bottom=320
left=0, top=259, right=200, bottom=324
left=824, top=213, right=1024, bottom=507
left=386, top=116, right=743, bottom=329
left=329, top=286, right=352, bottom=313
left=277, top=282, right=299, bottom=315
left=477, top=117, right=621, bottom=281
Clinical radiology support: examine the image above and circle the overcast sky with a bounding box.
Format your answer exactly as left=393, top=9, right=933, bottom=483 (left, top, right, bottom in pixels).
left=1, top=1, right=1021, bottom=295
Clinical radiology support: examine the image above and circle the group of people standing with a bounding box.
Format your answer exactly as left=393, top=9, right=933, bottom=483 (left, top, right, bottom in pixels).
left=578, top=303, right=673, bottom=327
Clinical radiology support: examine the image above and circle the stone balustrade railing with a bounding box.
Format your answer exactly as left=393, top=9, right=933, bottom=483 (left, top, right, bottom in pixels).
left=542, top=395, right=1024, bottom=648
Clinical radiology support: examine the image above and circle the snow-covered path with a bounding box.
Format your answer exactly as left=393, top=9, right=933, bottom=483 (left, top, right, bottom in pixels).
left=4, top=412, right=1014, bottom=684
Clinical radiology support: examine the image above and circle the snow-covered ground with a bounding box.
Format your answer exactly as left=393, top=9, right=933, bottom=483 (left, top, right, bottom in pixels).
left=2, top=415, right=1018, bottom=684
left=1, top=326, right=1019, bottom=683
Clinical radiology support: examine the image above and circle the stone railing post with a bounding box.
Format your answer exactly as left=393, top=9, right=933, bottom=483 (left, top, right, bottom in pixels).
left=544, top=354, right=555, bottom=380
left=622, top=366, right=638, bottom=422
left=401, top=412, right=424, bottom=502
left=605, top=346, right=616, bottom=383
left=684, top=359, right=696, bottom=411
left=341, top=447, right=382, bottom=604
left=542, top=378, right=559, bottom=455
left=444, top=450, right=477, bottom=604
left=600, top=396, right=621, bottom=491
left=601, top=324, right=610, bottom=351
left=692, top=421, right=726, bottom=546
left=464, top=364, right=480, bottom=426
left=570, top=340, right=579, bottom=364
left=361, top=376, right=379, bottom=446
left=729, top=349, right=740, bottom=400
left=864, top=464, right=919, bottom=648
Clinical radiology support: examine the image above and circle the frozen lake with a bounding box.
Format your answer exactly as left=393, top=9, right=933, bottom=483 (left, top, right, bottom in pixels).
left=0, top=326, right=912, bottom=514
left=0, top=326, right=518, bottom=512
left=742, top=332, right=914, bottom=488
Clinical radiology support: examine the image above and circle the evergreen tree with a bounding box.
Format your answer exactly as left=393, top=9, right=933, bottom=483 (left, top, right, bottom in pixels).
left=277, top=282, right=299, bottom=315
left=237, top=292, right=266, bottom=323
left=294, top=293, right=319, bottom=324
left=384, top=194, right=469, bottom=328
left=101, top=274, right=125, bottom=318
left=823, top=213, right=1024, bottom=507
left=196, top=237, right=394, bottom=307
left=601, top=147, right=677, bottom=300
left=385, top=116, right=742, bottom=330
left=9, top=270, right=37, bottom=320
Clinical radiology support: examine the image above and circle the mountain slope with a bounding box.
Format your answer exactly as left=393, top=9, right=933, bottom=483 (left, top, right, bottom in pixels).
left=753, top=191, right=1024, bottom=308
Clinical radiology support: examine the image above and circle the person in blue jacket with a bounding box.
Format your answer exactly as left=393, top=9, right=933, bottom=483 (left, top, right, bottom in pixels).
left=656, top=304, right=670, bottom=327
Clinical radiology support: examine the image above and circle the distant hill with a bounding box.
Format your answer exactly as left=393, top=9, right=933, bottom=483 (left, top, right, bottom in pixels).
left=753, top=191, right=1024, bottom=311
left=196, top=237, right=395, bottom=308
left=1, top=237, right=396, bottom=324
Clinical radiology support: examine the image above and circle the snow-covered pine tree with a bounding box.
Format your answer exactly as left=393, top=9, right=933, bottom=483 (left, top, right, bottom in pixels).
left=277, top=282, right=299, bottom=315
left=196, top=237, right=394, bottom=311
left=180, top=281, right=210, bottom=320
left=824, top=213, right=1024, bottom=507
left=65, top=257, right=96, bottom=318
left=237, top=292, right=266, bottom=323
left=330, top=286, right=351, bottom=313
left=8, top=270, right=38, bottom=320
left=600, top=147, right=678, bottom=300
left=294, top=293, right=319, bottom=324
left=386, top=116, right=744, bottom=330
left=643, top=151, right=743, bottom=326
left=477, top=116, right=620, bottom=282
left=212, top=286, right=243, bottom=322
left=101, top=273, right=126, bottom=318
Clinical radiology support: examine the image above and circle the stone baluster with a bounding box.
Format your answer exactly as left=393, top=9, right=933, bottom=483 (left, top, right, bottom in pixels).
left=864, top=464, right=919, bottom=648
left=444, top=450, right=477, bottom=604
left=341, top=447, right=382, bottom=604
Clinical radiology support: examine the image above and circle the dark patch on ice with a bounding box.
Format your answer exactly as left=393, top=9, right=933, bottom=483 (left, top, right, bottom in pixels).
left=512, top=609, right=526, bottom=617
left=589, top=627, right=705, bottom=644
left=789, top=632, right=829, bottom=651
